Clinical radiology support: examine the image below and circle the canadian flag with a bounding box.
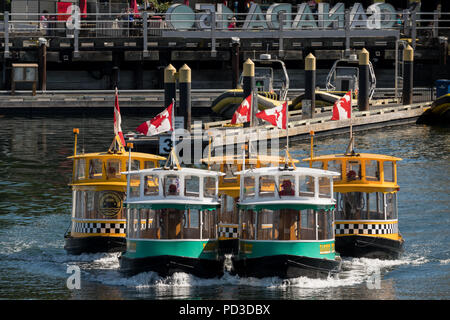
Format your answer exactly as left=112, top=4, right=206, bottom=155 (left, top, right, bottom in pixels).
left=136, top=102, right=174, bottom=136
left=231, top=94, right=252, bottom=125
left=114, top=89, right=126, bottom=146
left=255, top=101, right=287, bottom=130
left=331, top=91, right=352, bottom=120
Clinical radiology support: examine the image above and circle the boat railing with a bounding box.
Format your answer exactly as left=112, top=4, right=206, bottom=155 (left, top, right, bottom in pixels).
left=123, top=168, right=224, bottom=204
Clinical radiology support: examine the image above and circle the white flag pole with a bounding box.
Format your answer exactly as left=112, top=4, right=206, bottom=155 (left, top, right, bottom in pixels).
left=171, top=98, right=176, bottom=167
left=350, top=90, right=353, bottom=152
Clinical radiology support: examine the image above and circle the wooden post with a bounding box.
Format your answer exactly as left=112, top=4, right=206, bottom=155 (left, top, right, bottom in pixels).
left=231, top=37, right=240, bottom=89
left=243, top=58, right=255, bottom=127
left=179, top=64, right=192, bottom=132
left=38, top=39, right=47, bottom=92
left=358, top=48, right=370, bottom=111
left=303, top=53, right=316, bottom=119
left=164, top=64, right=177, bottom=109
left=402, top=45, right=414, bottom=105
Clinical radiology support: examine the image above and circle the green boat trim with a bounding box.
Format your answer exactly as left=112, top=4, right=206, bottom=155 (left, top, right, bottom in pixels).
left=237, top=202, right=335, bottom=211
left=238, top=239, right=336, bottom=260
left=124, top=238, right=219, bottom=260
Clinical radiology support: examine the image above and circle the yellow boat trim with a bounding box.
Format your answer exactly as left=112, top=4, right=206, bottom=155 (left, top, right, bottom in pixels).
left=335, top=220, right=398, bottom=225
left=335, top=233, right=401, bottom=240
left=70, top=232, right=125, bottom=238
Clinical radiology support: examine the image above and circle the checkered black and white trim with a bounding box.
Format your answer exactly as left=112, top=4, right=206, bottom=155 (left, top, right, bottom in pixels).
left=218, top=225, right=239, bottom=239
left=335, top=222, right=398, bottom=235
left=73, top=221, right=126, bottom=235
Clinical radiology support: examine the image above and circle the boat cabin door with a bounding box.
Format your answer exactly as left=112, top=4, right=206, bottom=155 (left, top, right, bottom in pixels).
left=255, top=67, right=274, bottom=93
left=334, top=66, right=359, bottom=93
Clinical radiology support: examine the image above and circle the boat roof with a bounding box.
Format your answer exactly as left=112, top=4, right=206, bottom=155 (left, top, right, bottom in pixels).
left=122, top=166, right=225, bottom=177
left=201, top=154, right=299, bottom=164
left=236, top=166, right=340, bottom=177
left=303, top=153, right=402, bottom=162
left=68, top=151, right=166, bottom=161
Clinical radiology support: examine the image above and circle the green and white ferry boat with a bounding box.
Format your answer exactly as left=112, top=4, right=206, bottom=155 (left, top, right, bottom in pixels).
left=232, top=165, right=342, bottom=279
left=119, top=157, right=225, bottom=278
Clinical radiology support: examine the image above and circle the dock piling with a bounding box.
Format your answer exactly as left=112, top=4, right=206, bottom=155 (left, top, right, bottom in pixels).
left=402, top=45, right=414, bottom=105
left=243, top=59, right=256, bottom=127
left=303, top=53, right=316, bottom=119
left=179, top=64, right=192, bottom=132
left=38, top=38, right=47, bottom=92
left=164, top=64, right=177, bottom=109
left=231, top=37, right=240, bottom=89
left=358, top=48, right=370, bottom=111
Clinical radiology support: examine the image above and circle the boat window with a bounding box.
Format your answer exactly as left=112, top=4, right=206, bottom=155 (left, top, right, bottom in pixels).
left=223, top=164, right=238, bottom=183
left=276, top=209, right=300, bottom=240
left=126, top=159, right=140, bottom=171
left=89, top=158, right=103, bottom=179
left=209, top=163, right=220, bottom=172
left=184, top=209, right=200, bottom=239
left=327, top=160, right=342, bottom=181
left=346, top=160, right=361, bottom=181
left=106, top=159, right=121, bottom=179
left=139, top=208, right=157, bottom=239
left=317, top=210, right=333, bottom=240
left=164, top=175, right=180, bottom=196
left=144, top=161, right=155, bottom=169
left=158, top=208, right=185, bottom=239
left=385, top=193, right=397, bottom=220
left=299, top=176, right=315, bottom=197
left=259, top=175, right=276, bottom=198
left=318, top=177, right=332, bottom=198
left=184, top=175, right=199, bottom=197
left=202, top=210, right=217, bottom=239
left=240, top=209, right=255, bottom=240
left=365, top=160, right=380, bottom=181
left=204, top=177, right=216, bottom=198
left=73, top=190, right=86, bottom=219
left=257, top=209, right=274, bottom=240
left=339, top=192, right=367, bottom=220
left=143, top=175, right=159, bottom=196
left=129, top=174, right=141, bottom=198
left=367, top=192, right=384, bottom=220
left=383, top=161, right=395, bottom=182
left=127, top=208, right=139, bottom=238
left=243, top=176, right=255, bottom=199
left=85, top=191, right=98, bottom=219
left=279, top=175, right=295, bottom=196
left=74, top=159, right=86, bottom=180
left=300, top=209, right=316, bottom=240
left=220, top=195, right=239, bottom=225
left=311, top=161, right=324, bottom=169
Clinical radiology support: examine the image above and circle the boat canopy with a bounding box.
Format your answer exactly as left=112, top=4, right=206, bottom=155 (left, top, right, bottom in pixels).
left=122, top=167, right=225, bottom=210
left=303, top=153, right=401, bottom=193
left=69, top=151, right=166, bottom=186
left=236, top=166, right=340, bottom=211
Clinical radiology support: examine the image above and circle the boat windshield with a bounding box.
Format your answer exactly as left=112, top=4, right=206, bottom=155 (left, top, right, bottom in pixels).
left=127, top=207, right=217, bottom=240
left=336, top=192, right=398, bottom=220
left=240, top=208, right=333, bottom=241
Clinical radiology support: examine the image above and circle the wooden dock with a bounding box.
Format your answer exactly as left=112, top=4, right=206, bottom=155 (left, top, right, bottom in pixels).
left=209, top=101, right=431, bottom=150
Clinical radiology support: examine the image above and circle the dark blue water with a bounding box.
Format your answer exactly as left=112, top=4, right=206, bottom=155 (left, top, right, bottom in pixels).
left=0, top=115, right=448, bottom=300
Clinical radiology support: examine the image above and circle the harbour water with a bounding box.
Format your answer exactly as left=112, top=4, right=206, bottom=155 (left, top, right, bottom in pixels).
left=0, top=115, right=448, bottom=300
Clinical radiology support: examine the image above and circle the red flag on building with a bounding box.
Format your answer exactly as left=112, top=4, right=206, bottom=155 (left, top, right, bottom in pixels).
left=136, top=102, right=174, bottom=136
left=114, top=89, right=126, bottom=147
left=130, top=0, right=141, bottom=18
left=255, top=101, right=287, bottom=129
left=231, top=94, right=252, bottom=125
left=331, top=91, right=352, bottom=120
left=79, top=0, right=87, bottom=18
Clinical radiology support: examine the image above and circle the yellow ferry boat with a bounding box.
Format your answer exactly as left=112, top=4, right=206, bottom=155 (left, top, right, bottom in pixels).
left=201, top=152, right=299, bottom=254
left=303, top=150, right=404, bottom=259
left=64, top=130, right=165, bottom=255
